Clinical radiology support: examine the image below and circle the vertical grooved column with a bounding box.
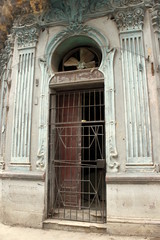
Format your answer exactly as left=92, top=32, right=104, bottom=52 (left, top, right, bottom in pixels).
left=10, top=24, right=39, bottom=169
left=120, top=32, right=152, bottom=165
left=115, top=7, right=154, bottom=170
left=11, top=48, right=35, bottom=165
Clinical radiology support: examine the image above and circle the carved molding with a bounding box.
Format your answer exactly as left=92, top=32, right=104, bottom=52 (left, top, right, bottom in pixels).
left=50, top=68, right=104, bottom=87
left=99, top=49, right=119, bottom=173
left=42, top=0, right=151, bottom=26
left=12, top=0, right=153, bottom=30
left=43, top=0, right=112, bottom=25
left=36, top=141, right=45, bottom=171
left=14, top=25, right=40, bottom=49
left=112, top=0, right=144, bottom=7
left=36, top=59, right=49, bottom=171
left=0, top=34, right=14, bottom=76
left=13, top=14, right=40, bottom=49
left=114, top=7, right=144, bottom=32
left=151, top=4, right=160, bottom=33
left=14, top=14, right=38, bottom=27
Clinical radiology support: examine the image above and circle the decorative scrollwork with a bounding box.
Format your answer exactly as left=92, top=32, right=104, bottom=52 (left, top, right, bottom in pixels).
left=99, top=49, right=119, bottom=173
left=0, top=34, right=14, bottom=77
left=108, top=130, right=119, bottom=172
left=151, top=5, right=160, bottom=32
left=14, top=25, right=40, bottom=49
left=13, top=14, right=40, bottom=49
left=14, top=14, right=37, bottom=27
left=41, top=0, right=146, bottom=27
left=112, top=0, right=143, bottom=7
left=36, top=141, right=45, bottom=170
left=115, top=7, right=144, bottom=32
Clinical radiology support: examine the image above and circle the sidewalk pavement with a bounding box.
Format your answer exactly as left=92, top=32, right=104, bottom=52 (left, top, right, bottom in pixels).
left=0, top=223, right=158, bottom=240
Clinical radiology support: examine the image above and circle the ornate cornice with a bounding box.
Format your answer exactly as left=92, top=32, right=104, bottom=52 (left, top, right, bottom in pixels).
left=44, top=0, right=113, bottom=25
left=13, top=0, right=152, bottom=29
left=9, top=0, right=154, bottom=50
left=114, top=7, right=144, bottom=32
left=44, top=0, right=153, bottom=26
left=0, top=0, right=153, bottom=53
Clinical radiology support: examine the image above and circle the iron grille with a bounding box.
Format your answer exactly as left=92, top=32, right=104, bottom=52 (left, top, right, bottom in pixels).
left=48, top=88, right=106, bottom=223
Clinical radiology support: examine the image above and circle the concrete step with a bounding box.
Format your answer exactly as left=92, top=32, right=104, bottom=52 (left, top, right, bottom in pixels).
left=43, top=219, right=107, bottom=233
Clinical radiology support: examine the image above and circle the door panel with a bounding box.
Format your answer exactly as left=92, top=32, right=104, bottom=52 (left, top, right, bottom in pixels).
left=55, top=92, right=81, bottom=208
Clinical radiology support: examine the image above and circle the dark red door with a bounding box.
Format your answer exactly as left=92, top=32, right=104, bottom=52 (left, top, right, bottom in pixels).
left=55, top=92, right=81, bottom=208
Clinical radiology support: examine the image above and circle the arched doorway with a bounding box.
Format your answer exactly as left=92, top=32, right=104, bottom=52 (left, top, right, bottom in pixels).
left=48, top=38, right=106, bottom=223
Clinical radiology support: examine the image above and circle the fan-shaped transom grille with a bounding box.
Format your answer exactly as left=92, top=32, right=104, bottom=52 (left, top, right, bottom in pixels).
left=59, top=47, right=101, bottom=72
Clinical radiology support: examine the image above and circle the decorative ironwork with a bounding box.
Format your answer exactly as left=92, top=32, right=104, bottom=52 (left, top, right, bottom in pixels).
left=48, top=88, right=106, bottom=223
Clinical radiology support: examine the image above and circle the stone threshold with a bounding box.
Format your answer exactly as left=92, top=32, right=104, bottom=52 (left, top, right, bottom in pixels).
left=43, top=218, right=160, bottom=237
left=43, top=219, right=107, bottom=233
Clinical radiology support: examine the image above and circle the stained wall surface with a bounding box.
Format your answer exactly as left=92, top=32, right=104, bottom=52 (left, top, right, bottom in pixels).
left=0, top=1, right=160, bottom=236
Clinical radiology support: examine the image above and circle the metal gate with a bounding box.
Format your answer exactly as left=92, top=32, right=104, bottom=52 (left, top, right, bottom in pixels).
left=48, top=88, right=106, bottom=223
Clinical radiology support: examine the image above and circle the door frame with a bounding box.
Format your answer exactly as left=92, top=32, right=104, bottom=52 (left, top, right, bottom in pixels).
left=48, top=86, right=106, bottom=222
left=39, top=26, right=118, bottom=220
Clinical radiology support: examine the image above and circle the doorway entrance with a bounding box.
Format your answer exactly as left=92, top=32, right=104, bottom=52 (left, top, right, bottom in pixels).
left=48, top=87, right=106, bottom=223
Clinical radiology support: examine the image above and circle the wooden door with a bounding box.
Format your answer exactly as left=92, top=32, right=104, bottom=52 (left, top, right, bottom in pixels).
left=55, top=91, right=81, bottom=208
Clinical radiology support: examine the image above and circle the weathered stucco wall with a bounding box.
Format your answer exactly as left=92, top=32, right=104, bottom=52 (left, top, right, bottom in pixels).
left=0, top=0, right=160, bottom=237
left=106, top=176, right=160, bottom=236
left=1, top=174, right=45, bottom=228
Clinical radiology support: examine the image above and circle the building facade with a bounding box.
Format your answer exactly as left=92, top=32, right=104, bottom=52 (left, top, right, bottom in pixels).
left=0, top=0, right=160, bottom=237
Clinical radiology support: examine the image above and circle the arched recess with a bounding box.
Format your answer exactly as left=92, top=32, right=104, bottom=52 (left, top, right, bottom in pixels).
left=45, top=25, right=109, bottom=75
left=37, top=25, right=119, bottom=175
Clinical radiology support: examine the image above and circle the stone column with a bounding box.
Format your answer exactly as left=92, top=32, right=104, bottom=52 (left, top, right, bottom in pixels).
left=11, top=24, right=40, bottom=170
left=0, top=35, right=14, bottom=170
left=115, top=7, right=153, bottom=172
